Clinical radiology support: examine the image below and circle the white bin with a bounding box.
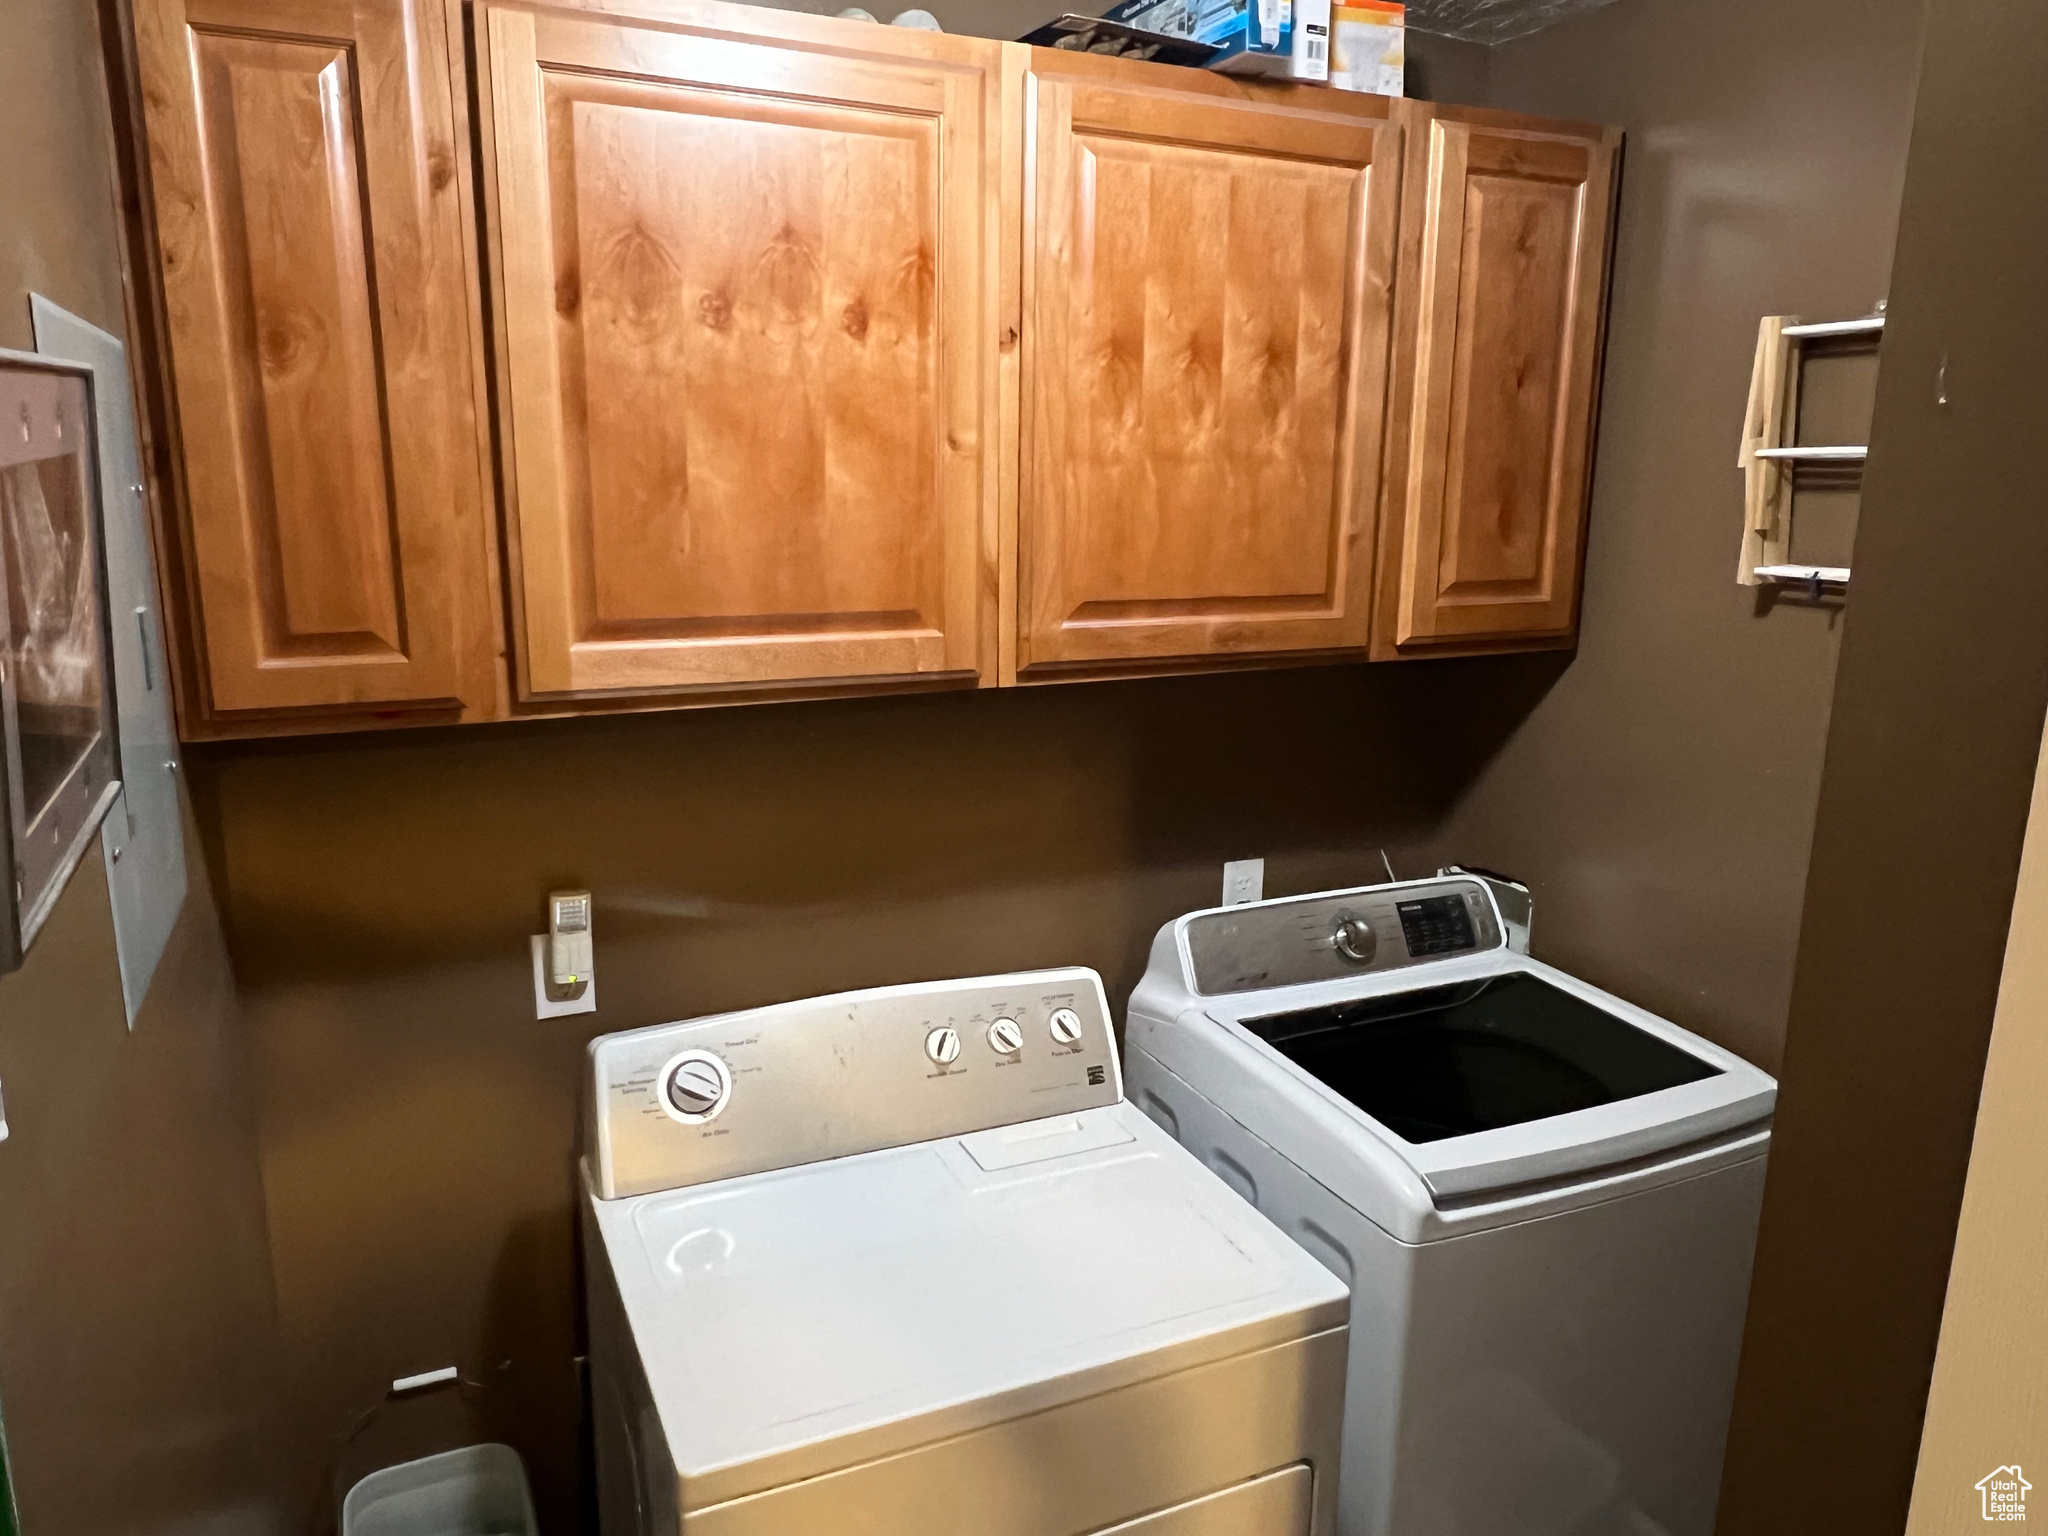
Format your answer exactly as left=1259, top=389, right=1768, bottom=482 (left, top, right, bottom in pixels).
left=341, top=1444, right=538, bottom=1536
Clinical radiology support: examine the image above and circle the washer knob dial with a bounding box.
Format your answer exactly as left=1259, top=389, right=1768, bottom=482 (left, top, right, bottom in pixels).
left=1333, top=914, right=1378, bottom=964
left=663, top=1051, right=732, bottom=1122
left=988, top=1017, right=1023, bottom=1055
left=925, top=1026, right=962, bottom=1066
left=1048, top=1007, right=1084, bottom=1045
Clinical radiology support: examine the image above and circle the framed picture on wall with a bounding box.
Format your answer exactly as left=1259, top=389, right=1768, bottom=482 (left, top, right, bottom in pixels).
left=0, top=350, right=121, bottom=972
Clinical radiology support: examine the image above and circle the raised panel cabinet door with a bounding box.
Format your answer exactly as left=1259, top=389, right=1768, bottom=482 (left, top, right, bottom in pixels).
left=1019, top=66, right=1400, bottom=676
left=479, top=2, right=1004, bottom=698
left=1382, top=106, right=1619, bottom=653
left=134, top=0, right=487, bottom=714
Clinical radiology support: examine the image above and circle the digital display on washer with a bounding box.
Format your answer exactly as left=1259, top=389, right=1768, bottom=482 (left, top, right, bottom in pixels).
left=1245, top=974, right=1722, bottom=1144
left=1396, top=895, right=1477, bottom=956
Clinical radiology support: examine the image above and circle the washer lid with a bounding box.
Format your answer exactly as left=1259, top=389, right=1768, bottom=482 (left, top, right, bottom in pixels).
left=1191, top=952, right=1777, bottom=1203
left=1243, top=970, right=1724, bottom=1145
left=591, top=1102, right=1348, bottom=1510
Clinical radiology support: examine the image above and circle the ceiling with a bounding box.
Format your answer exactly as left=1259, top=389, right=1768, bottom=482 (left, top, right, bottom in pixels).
left=1404, top=0, right=1626, bottom=44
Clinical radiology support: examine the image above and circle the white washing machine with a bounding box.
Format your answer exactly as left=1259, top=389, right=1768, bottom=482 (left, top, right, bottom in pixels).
left=1124, top=879, right=1777, bottom=1536
left=582, top=967, right=1351, bottom=1536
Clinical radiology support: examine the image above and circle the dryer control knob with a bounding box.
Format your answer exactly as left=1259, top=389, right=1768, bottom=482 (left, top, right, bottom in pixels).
left=1333, top=915, right=1378, bottom=964
left=925, top=1026, right=962, bottom=1065
left=1048, top=1007, right=1084, bottom=1045
left=988, top=1018, right=1023, bottom=1055
left=663, top=1051, right=732, bottom=1122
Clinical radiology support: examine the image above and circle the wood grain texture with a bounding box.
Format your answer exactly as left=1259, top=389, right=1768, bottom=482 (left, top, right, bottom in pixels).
left=477, top=0, right=1005, bottom=698
left=124, top=0, right=1616, bottom=725
left=1735, top=316, right=1801, bottom=584
left=435, top=0, right=519, bottom=723
left=993, top=42, right=1027, bottom=688
left=1373, top=101, right=1618, bottom=657
left=1019, top=52, right=1400, bottom=674
left=133, top=0, right=491, bottom=716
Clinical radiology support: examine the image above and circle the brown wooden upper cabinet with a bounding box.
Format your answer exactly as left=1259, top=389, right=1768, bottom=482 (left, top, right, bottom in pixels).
left=123, top=1, right=1619, bottom=736
left=1374, top=104, right=1620, bottom=658
left=1016, top=55, right=1402, bottom=680
left=475, top=0, right=1006, bottom=700
left=132, top=0, right=495, bottom=726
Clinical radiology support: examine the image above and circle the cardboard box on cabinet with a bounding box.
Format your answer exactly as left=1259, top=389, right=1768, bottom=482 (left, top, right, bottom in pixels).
left=1102, top=0, right=1331, bottom=80
left=1330, top=1, right=1404, bottom=96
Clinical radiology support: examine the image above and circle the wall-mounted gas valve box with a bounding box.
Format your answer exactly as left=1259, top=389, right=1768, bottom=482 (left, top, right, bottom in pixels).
left=0, top=352, right=121, bottom=973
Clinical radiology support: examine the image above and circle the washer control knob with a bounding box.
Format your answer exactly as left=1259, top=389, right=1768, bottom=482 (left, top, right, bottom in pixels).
left=925, top=1026, right=962, bottom=1066
left=663, top=1051, right=732, bottom=1122
left=1333, top=914, right=1378, bottom=964
left=988, top=1017, right=1023, bottom=1055
left=1048, top=1007, right=1084, bottom=1045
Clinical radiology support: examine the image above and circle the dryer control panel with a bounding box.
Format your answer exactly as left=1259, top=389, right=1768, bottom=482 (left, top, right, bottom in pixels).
left=586, top=968, right=1121, bottom=1198
left=1182, top=877, right=1506, bottom=996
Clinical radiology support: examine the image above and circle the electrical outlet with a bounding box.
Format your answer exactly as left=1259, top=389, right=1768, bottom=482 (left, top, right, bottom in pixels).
left=532, top=935, right=597, bottom=1018
left=1222, top=859, right=1265, bottom=907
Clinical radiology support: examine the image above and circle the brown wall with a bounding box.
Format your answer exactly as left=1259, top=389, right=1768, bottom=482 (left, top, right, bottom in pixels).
left=179, top=0, right=1926, bottom=1527
left=1718, top=0, right=2048, bottom=1528
left=0, top=3, right=286, bottom=1532
left=189, top=658, right=1558, bottom=1527
left=1403, top=30, right=1491, bottom=105
left=1424, top=0, right=1926, bottom=1076
left=0, top=847, right=283, bottom=1536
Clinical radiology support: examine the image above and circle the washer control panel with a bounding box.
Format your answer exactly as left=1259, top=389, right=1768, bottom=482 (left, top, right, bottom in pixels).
left=1182, top=877, right=1506, bottom=996
left=587, top=968, right=1121, bottom=1198
left=1395, top=894, right=1477, bottom=957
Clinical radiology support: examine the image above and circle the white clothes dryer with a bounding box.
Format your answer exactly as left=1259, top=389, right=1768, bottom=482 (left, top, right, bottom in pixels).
left=583, top=967, right=1351, bottom=1536
left=1124, top=880, right=1777, bottom=1536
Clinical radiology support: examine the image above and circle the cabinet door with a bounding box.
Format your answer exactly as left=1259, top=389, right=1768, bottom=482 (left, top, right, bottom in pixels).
left=1378, top=107, right=1618, bottom=655
left=1019, top=65, right=1401, bottom=676
left=134, top=0, right=487, bottom=715
left=479, top=2, right=1004, bottom=698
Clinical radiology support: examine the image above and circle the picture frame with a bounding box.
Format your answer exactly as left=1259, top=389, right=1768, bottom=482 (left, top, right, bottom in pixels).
left=0, top=348, right=122, bottom=971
